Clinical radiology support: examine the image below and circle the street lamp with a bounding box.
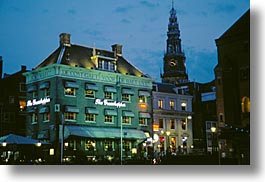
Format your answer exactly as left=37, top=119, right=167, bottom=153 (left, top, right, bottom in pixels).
left=166, top=131, right=171, bottom=154
left=210, top=126, right=216, bottom=154
left=2, top=141, right=7, bottom=147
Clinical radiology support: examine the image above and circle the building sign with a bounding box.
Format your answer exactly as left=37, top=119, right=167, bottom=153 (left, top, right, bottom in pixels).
left=94, top=99, right=126, bottom=108
left=27, top=97, right=51, bottom=107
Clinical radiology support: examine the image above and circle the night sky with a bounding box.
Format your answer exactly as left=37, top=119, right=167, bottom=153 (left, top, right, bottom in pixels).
left=0, top=0, right=249, bottom=84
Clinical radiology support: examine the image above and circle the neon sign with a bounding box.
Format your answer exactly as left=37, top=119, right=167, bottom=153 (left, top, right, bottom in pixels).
left=94, top=99, right=126, bottom=108
left=27, top=97, right=51, bottom=107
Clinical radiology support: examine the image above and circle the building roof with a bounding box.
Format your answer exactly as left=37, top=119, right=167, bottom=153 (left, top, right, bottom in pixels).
left=35, top=35, right=149, bottom=78
left=153, top=82, right=177, bottom=94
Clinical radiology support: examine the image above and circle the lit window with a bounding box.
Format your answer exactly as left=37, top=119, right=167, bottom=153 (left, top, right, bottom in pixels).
left=65, top=112, right=76, bottom=121
left=85, top=140, right=96, bottom=151
left=123, top=141, right=131, bottom=152
left=181, top=102, right=187, bottom=111
left=85, top=114, right=96, bottom=122
left=65, top=88, right=76, bottom=96
left=122, top=94, right=130, bottom=102
left=241, top=96, right=250, bottom=113
left=139, top=118, right=147, bottom=125
left=104, top=140, right=114, bottom=151
left=122, top=116, right=131, bottom=124
left=104, top=92, right=113, bottom=100
left=158, top=99, right=164, bottom=109
left=170, top=100, right=175, bottom=110
left=85, top=89, right=95, bottom=98
left=105, top=115, right=114, bottom=123
left=139, top=96, right=147, bottom=103
left=19, top=100, right=26, bottom=111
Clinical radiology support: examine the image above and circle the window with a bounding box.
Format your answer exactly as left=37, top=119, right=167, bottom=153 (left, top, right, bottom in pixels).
left=122, top=94, right=130, bottom=102
left=85, top=114, right=96, bottom=122
left=69, top=140, right=77, bottom=150
left=104, top=140, right=114, bottom=151
left=104, top=92, right=113, bottom=100
left=139, top=95, right=147, bottom=103
left=170, top=100, right=175, bottom=110
left=181, top=102, right=187, bottom=111
left=158, top=99, right=164, bottom=109
left=109, top=62, right=115, bottom=71
left=122, top=116, right=131, bottom=124
left=241, top=96, right=250, bottom=113
left=98, top=60, right=103, bottom=69
left=65, top=112, right=76, bottom=121
left=170, top=119, right=175, bottom=129
left=44, top=88, right=50, bottom=97
left=20, top=83, right=27, bottom=92
left=159, top=119, right=164, bottom=128
left=181, top=119, right=186, bottom=130
left=85, top=140, right=96, bottom=151
left=105, top=115, right=114, bottom=123
left=123, top=141, right=131, bottom=152
left=43, top=113, right=50, bottom=122
left=32, top=91, right=38, bottom=98
left=9, top=96, right=15, bottom=104
left=65, top=88, right=76, bottom=96
left=139, top=118, right=147, bottom=125
left=85, top=89, right=95, bottom=98
left=19, top=100, right=26, bottom=111
left=219, top=113, right=224, bottom=122
left=31, top=113, right=38, bottom=123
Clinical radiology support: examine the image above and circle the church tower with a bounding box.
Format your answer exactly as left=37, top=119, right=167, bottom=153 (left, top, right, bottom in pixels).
left=161, top=2, right=189, bottom=84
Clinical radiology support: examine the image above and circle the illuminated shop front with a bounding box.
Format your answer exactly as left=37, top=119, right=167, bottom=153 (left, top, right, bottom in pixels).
left=23, top=33, right=154, bottom=163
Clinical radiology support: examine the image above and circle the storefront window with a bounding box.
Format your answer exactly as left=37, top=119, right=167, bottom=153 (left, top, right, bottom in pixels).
left=104, top=140, right=114, bottom=151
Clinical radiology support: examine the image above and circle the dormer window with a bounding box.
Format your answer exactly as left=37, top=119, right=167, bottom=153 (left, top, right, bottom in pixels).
left=97, top=56, right=116, bottom=71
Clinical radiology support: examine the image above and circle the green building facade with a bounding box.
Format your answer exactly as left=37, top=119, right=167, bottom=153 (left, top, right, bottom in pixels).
left=23, top=33, right=154, bottom=163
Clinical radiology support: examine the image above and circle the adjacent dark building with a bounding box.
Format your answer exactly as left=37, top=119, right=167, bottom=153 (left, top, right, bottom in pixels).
left=0, top=57, right=28, bottom=136
left=214, top=9, right=250, bottom=164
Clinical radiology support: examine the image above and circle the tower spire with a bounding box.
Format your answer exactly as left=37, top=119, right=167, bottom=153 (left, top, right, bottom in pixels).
left=172, top=0, right=174, bottom=9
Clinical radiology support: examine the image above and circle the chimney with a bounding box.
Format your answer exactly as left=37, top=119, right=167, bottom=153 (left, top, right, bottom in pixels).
left=59, top=33, right=71, bottom=47
left=112, top=44, right=122, bottom=57
left=21, top=65, right=27, bottom=71
left=0, top=56, right=2, bottom=79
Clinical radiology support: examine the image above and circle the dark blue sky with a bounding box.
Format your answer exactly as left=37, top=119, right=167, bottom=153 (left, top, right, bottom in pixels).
left=0, top=0, right=249, bottom=83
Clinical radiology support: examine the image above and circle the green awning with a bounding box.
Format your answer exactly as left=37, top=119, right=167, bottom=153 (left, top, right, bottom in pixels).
left=104, top=86, right=117, bottom=93
left=63, top=125, right=147, bottom=140
left=139, top=112, right=151, bottom=118
left=39, top=82, right=50, bottom=90
left=65, top=106, right=79, bottom=113
left=139, top=90, right=150, bottom=97
left=65, top=81, right=79, bottom=89
left=122, top=88, right=134, bottom=95
left=85, top=83, right=98, bottom=91
left=123, top=111, right=135, bottom=117
left=85, top=107, right=99, bottom=114
left=104, top=109, right=117, bottom=116
left=27, top=85, right=37, bottom=92
left=39, top=107, right=49, bottom=113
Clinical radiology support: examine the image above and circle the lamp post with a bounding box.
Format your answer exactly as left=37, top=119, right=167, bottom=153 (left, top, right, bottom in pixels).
left=166, top=131, right=171, bottom=154
left=210, top=126, right=220, bottom=164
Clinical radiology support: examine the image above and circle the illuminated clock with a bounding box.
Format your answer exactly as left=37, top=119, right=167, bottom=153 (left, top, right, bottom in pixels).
left=169, top=59, right=177, bottom=67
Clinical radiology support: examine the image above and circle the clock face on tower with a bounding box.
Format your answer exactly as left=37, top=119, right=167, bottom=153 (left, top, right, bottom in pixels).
left=169, top=59, right=177, bottom=67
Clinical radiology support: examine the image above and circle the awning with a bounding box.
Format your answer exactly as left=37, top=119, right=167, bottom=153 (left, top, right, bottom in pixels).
left=104, top=109, right=117, bottom=116
left=139, top=112, right=151, bottom=118
left=123, top=111, right=135, bottom=117
left=65, top=106, right=79, bottom=113
left=27, top=85, right=37, bottom=92
left=63, top=125, right=147, bottom=140
left=39, top=106, right=49, bottom=113
left=85, top=107, right=99, bottom=114
left=85, top=83, right=98, bottom=91
left=0, top=134, right=49, bottom=145
left=27, top=109, right=36, bottom=113
left=122, top=88, right=134, bottom=95
left=39, top=82, right=50, bottom=90
left=104, top=86, right=117, bottom=93
left=65, top=81, right=79, bottom=89
left=139, top=90, right=150, bottom=97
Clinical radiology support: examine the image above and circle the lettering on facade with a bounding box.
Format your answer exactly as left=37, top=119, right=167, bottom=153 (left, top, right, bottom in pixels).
left=94, top=99, right=126, bottom=108
left=27, top=97, right=51, bottom=107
